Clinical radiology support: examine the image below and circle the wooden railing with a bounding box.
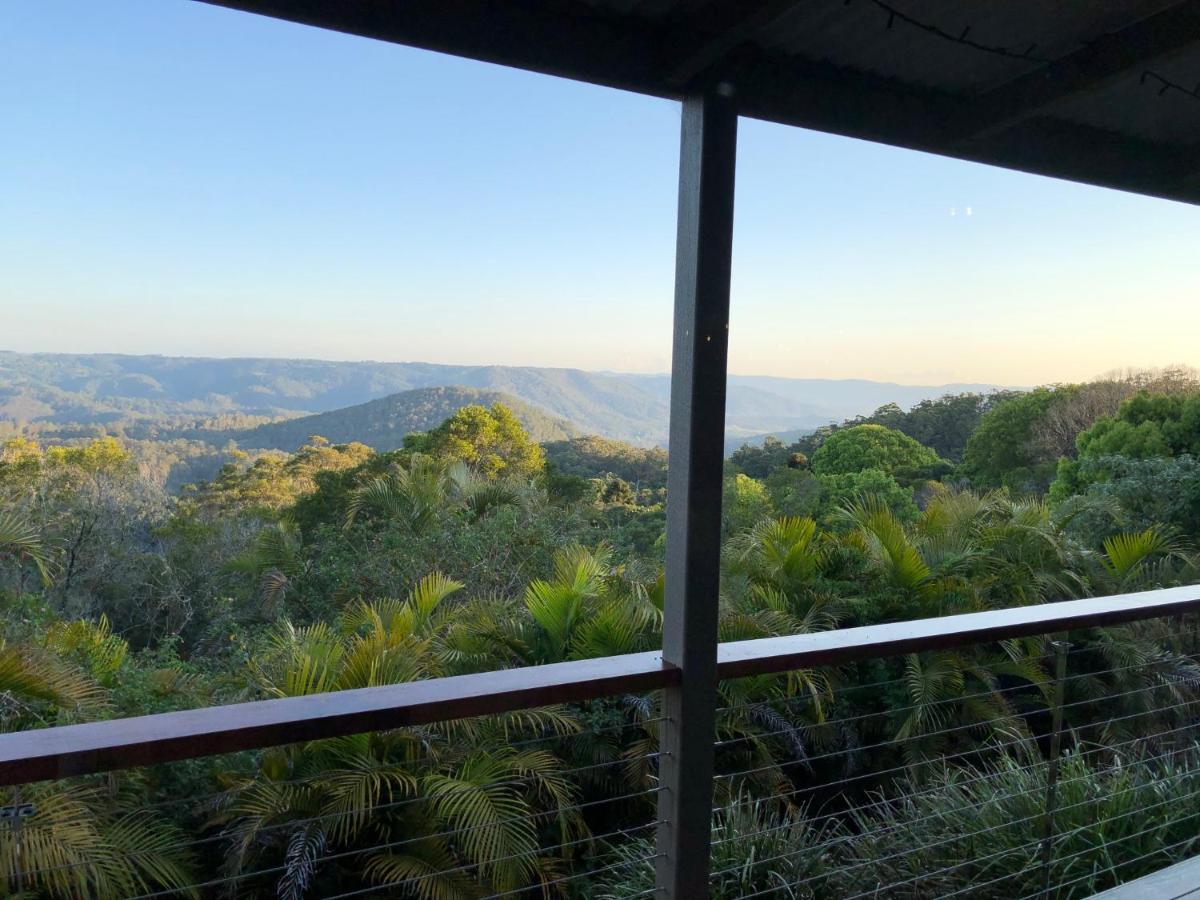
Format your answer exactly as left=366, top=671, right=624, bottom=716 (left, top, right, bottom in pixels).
left=4, top=585, right=1199, bottom=787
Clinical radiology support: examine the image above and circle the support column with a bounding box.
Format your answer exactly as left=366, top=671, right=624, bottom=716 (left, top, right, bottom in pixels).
left=655, top=84, right=738, bottom=900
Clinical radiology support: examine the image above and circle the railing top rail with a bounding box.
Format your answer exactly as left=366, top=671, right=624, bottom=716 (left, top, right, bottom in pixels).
left=717, top=585, right=1200, bottom=679
left=2, top=585, right=1198, bottom=787
left=0, top=650, right=675, bottom=786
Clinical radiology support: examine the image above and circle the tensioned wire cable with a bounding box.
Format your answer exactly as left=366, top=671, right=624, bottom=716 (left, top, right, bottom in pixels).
left=717, top=649, right=1200, bottom=750
left=715, top=675, right=1057, bottom=751
left=29, top=651, right=1192, bottom=819
left=742, top=789, right=1200, bottom=900
left=30, top=715, right=667, bottom=835
left=318, top=820, right=662, bottom=900
left=931, top=807, right=1200, bottom=900
left=1012, top=832, right=1200, bottom=900
left=29, top=649, right=1184, bottom=842
left=716, top=680, right=1200, bottom=783
left=714, top=650, right=1063, bottom=716
left=22, top=712, right=668, bottom=825
left=322, top=848, right=668, bottom=900
left=125, top=786, right=662, bottom=899
left=480, top=852, right=666, bottom=900
left=719, top=740, right=1200, bottom=890
left=710, top=720, right=1200, bottom=840
left=833, top=780, right=1200, bottom=900
left=716, top=742, right=1200, bottom=887
left=708, top=714, right=1200, bottom=856
left=38, top=654, right=1100, bottom=835
left=708, top=711, right=1200, bottom=837
left=19, top=754, right=664, bottom=883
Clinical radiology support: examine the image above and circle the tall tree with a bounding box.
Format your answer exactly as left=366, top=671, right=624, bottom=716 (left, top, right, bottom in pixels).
left=417, top=404, right=545, bottom=479
left=960, top=388, right=1064, bottom=493
left=811, top=425, right=942, bottom=478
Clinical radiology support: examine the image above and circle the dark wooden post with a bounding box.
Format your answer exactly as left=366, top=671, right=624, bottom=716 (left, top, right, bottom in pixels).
left=655, top=84, right=738, bottom=899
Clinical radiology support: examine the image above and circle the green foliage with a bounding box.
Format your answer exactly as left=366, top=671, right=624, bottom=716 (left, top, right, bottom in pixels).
left=1060, top=454, right=1200, bottom=540
left=184, top=438, right=373, bottom=517
left=1053, top=392, right=1200, bottom=500
left=729, top=435, right=802, bottom=479
left=722, top=473, right=775, bottom=537
left=763, top=466, right=822, bottom=519
left=5, top=378, right=1200, bottom=897
left=1050, top=393, right=1200, bottom=535
left=1077, top=392, right=1200, bottom=459
left=961, top=388, right=1066, bottom=493
left=542, top=435, right=668, bottom=489
left=595, top=799, right=842, bottom=898
left=811, top=424, right=942, bottom=479
left=596, top=474, right=637, bottom=506
left=0, top=638, right=106, bottom=722
left=817, top=468, right=918, bottom=523
left=0, top=781, right=197, bottom=899
left=420, top=403, right=545, bottom=479
left=233, top=386, right=579, bottom=452
left=0, top=507, right=53, bottom=586
left=841, top=749, right=1200, bottom=897
left=867, top=392, right=1015, bottom=462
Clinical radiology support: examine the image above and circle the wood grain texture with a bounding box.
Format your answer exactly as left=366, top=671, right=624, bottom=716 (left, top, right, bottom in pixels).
left=0, top=652, right=675, bottom=786
left=717, top=585, right=1200, bottom=679
left=3, top=586, right=1199, bottom=786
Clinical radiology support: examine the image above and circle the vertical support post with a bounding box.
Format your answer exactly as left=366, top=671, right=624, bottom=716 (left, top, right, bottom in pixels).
left=1040, top=637, right=1071, bottom=898
left=655, top=85, right=738, bottom=900
left=10, top=787, right=24, bottom=896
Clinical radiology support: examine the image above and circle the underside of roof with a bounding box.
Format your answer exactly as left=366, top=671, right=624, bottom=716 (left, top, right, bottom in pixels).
left=202, top=0, right=1200, bottom=205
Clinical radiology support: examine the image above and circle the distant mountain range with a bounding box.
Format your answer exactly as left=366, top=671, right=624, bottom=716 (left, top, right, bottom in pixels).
left=0, top=351, right=1005, bottom=448
left=230, top=387, right=580, bottom=451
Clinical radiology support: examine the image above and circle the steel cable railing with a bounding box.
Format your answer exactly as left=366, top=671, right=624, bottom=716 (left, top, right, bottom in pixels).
left=5, top=707, right=666, bottom=900
left=712, top=638, right=1200, bottom=900
left=5, top=591, right=1200, bottom=899
left=715, top=731, right=1200, bottom=890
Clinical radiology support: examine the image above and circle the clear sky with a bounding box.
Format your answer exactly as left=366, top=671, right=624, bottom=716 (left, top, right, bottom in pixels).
left=3, top=1, right=1198, bottom=385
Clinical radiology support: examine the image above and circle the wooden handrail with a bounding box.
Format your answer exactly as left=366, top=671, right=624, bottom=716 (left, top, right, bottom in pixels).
left=716, top=585, right=1200, bottom=678
left=0, top=651, right=675, bottom=785
left=2, top=585, right=1199, bottom=786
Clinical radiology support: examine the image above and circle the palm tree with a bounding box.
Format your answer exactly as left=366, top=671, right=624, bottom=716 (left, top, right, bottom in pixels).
left=227, top=520, right=311, bottom=614
left=827, top=493, right=1061, bottom=766
left=0, top=781, right=197, bottom=899
left=344, top=455, right=521, bottom=535
left=1096, top=527, right=1194, bottom=592
left=0, top=507, right=54, bottom=590
left=220, top=575, right=584, bottom=899
left=443, top=544, right=660, bottom=670
left=0, top=639, right=106, bottom=724
left=0, top=618, right=194, bottom=899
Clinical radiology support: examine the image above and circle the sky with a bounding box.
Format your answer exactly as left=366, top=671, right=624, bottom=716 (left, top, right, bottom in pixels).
left=2, top=1, right=1198, bottom=386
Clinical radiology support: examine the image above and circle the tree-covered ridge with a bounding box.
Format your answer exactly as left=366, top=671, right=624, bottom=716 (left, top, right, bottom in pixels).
left=228, top=386, right=581, bottom=452
left=3, top=366, right=1200, bottom=897
left=0, top=350, right=1001, bottom=449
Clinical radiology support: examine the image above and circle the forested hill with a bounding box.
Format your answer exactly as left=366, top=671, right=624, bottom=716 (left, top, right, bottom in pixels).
left=0, top=350, right=1001, bottom=446
left=0, top=351, right=668, bottom=443
left=229, top=387, right=581, bottom=451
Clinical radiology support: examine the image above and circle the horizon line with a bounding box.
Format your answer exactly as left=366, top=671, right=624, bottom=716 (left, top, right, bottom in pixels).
left=0, top=347, right=1020, bottom=390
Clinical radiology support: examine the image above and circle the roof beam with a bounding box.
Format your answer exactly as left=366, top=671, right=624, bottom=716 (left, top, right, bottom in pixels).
left=194, top=0, right=1200, bottom=205
left=657, top=0, right=801, bottom=88
left=198, top=0, right=668, bottom=97
left=959, top=0, right=1200, bottom=142
left=732, top=52, right=1200, bottom=204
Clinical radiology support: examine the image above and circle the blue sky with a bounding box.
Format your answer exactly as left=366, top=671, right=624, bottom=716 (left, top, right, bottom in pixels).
left=3, top=1, right=1198, bottom=384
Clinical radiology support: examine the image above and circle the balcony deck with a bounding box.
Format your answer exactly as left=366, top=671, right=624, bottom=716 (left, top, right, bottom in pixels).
left=1092, top=855, right=1200, bottom=898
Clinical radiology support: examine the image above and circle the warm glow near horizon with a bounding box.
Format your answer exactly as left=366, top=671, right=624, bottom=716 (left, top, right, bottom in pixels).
left=3, top=1, right=1198, bottom=388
